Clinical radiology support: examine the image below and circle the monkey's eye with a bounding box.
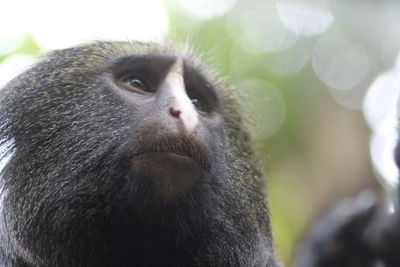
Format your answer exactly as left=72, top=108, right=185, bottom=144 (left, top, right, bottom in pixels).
left=189, top=97, right=209, bottom=113
left=128, top=78, right=144, bottom=89
left=121, top=75, right=153, bottom=93
left=188, top=91, right=210, bottom=113
left=186, top=87, right=212, bottom=114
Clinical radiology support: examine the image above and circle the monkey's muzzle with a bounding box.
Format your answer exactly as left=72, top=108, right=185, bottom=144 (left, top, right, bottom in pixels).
left=129, top=135, right=211, bottom=201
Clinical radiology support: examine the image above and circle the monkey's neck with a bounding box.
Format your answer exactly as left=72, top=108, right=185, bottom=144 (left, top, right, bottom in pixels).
left=74, top=187, right=232, bottom=266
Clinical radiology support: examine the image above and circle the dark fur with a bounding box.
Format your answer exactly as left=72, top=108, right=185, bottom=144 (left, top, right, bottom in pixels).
left=0, top=42, right=280, bottom=267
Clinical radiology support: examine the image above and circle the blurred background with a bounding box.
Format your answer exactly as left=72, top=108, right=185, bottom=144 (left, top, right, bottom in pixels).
left=0, top=0, right=399, bottom=265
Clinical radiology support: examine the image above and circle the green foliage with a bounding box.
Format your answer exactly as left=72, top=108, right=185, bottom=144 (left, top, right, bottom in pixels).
left=0, top=34, right=42, bottom=63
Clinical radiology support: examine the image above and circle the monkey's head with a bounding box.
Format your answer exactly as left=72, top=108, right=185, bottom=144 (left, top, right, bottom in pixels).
left=1, top=42, right=229, bottom=201
left=0, top=41, right=274, bottom=266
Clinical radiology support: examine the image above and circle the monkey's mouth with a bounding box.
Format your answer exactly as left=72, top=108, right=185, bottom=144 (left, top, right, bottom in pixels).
left=132, top=151, right=199, bottom=167
left=128, top=136, right=211, bottom=201
left=129, top=135, right=211, bottom=172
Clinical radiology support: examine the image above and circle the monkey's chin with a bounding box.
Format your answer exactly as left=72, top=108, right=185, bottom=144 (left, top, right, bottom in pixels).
left=131, top=152, right=207, bottom=202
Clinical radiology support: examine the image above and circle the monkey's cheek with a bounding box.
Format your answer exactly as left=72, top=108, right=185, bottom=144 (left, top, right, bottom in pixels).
left=131, top=153, right=207, bottom=202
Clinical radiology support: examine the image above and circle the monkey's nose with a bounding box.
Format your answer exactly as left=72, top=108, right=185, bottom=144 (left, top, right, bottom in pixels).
left=169, top=107, right=182, bottom=118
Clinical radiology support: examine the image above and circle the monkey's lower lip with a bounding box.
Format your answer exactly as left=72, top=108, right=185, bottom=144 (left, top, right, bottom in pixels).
left=163, top=152, right=193, bottom=160
left=145, top=151, right=195, bottom=161
left=131, top=152, right=199, bottom=165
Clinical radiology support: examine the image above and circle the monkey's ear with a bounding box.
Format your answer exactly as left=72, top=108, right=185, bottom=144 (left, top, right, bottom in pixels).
left=293, top=191, right=379, bottom=267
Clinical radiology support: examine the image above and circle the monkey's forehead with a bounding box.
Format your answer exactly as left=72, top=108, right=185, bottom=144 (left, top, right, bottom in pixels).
left=38, top=41, right=225, bottom=89
left=35, top=40, right=229, bottom=96
left=44, top=41, right=205, bottom=74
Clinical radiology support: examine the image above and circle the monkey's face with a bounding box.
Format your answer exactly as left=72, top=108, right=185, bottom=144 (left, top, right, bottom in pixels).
left=103, top=54, right=224, bottom=202
left=0, top=43, right=228, bottom=213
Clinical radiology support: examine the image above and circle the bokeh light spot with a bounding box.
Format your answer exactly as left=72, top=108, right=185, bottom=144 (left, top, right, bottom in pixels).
left=236, top=80, right=286, bottom=140
left=177, top=0, right=236, bottom=19
left=370, top=115, right=399, bottom=191
left=364, top=69, right=400, bottom=194
left=0, top=0, right=168, bottom=51
left=363, top=70, right=400, bottom=131
left=0, top=33, right=26, bottom=56
left=260, top=38, right=311, bottom=76
left=276, top=0, right=334, bottom=36
left=0, top=55, right=37, bottom=88
left=240, top=1, right=298, bottom=53
left=313, top=30, right=370, bottom=90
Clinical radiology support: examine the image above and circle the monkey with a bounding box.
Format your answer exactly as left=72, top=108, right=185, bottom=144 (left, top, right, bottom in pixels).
left=294, top=189, right=400, bottom=267
left=293, top=101, right=400, bottom=267
left=0, top=41, right=282, bottom=267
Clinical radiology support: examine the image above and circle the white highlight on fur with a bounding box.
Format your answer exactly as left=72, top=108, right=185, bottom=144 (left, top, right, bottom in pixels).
left=0, top=145, right=12, bottom=175
left=160, top=58, right=199, bottom=132
left=0, top=144, right=13, bottom=228
left=0, top=178, right=5, bottom=244
left=0, top=177, right=5, bottom=217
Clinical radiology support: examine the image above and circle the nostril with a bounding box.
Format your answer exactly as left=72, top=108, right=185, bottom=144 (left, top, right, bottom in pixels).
left=169, top=107, right=182, bottom=118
